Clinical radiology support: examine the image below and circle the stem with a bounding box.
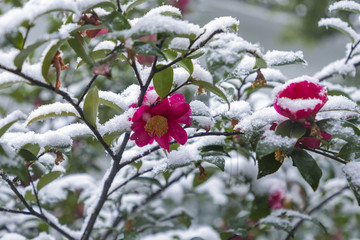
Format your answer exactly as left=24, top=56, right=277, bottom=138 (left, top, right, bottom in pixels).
left=300, top=145, right=347, bottom=165
left=77, top=75, right=98, bottom=105
left=345, top=39, right=360, bottom=64
left=0, top=207, right=32, bottom=215
left=116, top=0, right=122, bottom=13
left=284, top=186, right=349, bottom=240
left=27, top=169, right=43, bottom=214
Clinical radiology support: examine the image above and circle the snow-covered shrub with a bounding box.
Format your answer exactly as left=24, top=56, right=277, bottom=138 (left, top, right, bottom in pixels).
left=0, top=0, right=360, bottom=239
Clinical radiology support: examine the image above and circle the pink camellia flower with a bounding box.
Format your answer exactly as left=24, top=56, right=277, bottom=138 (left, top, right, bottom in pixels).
left=130, top=93, right=192, bottom=152
left=273, top=76, right=328, bottom=121
left=171, top=0, right=191, bottom=14
left=268, top=190, right=285, bottom=210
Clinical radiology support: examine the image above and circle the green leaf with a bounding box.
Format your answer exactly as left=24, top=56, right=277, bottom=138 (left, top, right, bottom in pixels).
left=258, top=216, right=292, bottom=233
left=68, top=32, right=94, bottom=66
left=203, top=156, right=225, bottom=171
left=337, top=142, right=359, bottom=162
left=153, top=65, right=174, bottom=99
left=190, top=80, right=230, bottom=109
left=84, top=1, right=116, bottom=12
left=291, top=149, right=322, bottom=191
left=37, top=171, right=62, bottom=191
left=24, top=190, right=36, bottom=202
left=275, top=120, right=306, bottom=138
left=14, top=40, right=48, bottom=69
left=0, top=120, right=21, bottom=138
left=177, top=211, right=192, bottom=228
left=83, top=86, right=99, bottom=128
left=124, top=231, right=138, bottom=240
left=249, top=195, right=271, bottom=220
left=19, top=144, right=40, bottom=162
left=186, top=50, right=205, bottom=59
left=163, top=49, right=193, bottom=74
left=99, top=99, right=123, bottom=113
left=254, top=56, right=267, bottom=69
left=70, top=24, right=107, bottom=35
left=136, top=177, right=162, bottom=188
left=30, top=161, right=47, bottom=177
left=102, top=11, right=131, bottom=32
left=160, top=11, right=183, bottom=19
left=125, top=0, right=147, bottom=14
left=134, top=42, right=165, bottom=59
left=257, top=152, right=283, bottom=179
left=11, top=31, right=24, bottom=50
left=41, top=40, right=65, bottom=83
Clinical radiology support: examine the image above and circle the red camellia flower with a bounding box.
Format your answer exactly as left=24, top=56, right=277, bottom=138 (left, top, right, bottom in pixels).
left=273, top=77, right=328, bottom=121
left=130, top=93, right=192, bottom=152
left=171, top=0, right=191, bottom=14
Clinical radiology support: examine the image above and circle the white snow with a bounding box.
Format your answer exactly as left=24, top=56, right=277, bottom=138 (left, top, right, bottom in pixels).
left=93, top=40, right=117, bottom=51
left=58, top=23, right=79, bottom=39
left=329, top=1, right=360, bottom=13
left=276, top=98, right=323, bottom=113
left=169, top=37, right=190, bottom=50
left=0, top=110, right=26, bottom=130
left=321, top=95, right=358, bottom=111
left=318, top=18, right=360, bottom=42
left=141, top=226, right=220, bottom=240
left=343, top=161, right=360, bottom=188
left=214, top=100, right=251, bottom=119
left=0, top=72, right=29, bottom=87
left=264, top=50, right=307, bottom=67
left=236, top=107, right=287, bottom=132
left=190, top=100, right=211, bottom=116
left=99, top=108, right=135, bottom=136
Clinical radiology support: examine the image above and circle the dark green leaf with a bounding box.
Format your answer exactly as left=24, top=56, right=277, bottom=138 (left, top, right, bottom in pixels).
left=41, top=40, right=65, bottom=83
left=190, top=80, right=230, bottom=109
left=249, top=195, right=271, bottom=220
left=163, top=49, right=193, bottom=74
left=37, top=171, right=62, bottom=191
left=291, top=149, right=322, bottom=191
left=338, top=142, right=358, bottom=162
left=203, top=156, right=225, bottom=171
left=124, top=231, right=138, bottom=240
left=259, top=216, right=292, bottom=233
left=134, top=42, right=165, bottom=58
left=19, top=149, right=38, bottom=162
left=14, top=40, right=48, bottom=69
left=83, top=86, right=99, bottom=128
left=193, top=167, right=216, bottom=188
left=68, top=32, right=94, bottom=66
left=153, top=65, right=173, bottom=99
left=257, top=152, right=283, bottom=179
left=136, top=177, right=162, bottom=188
left=102, top=11, right=131, bottom=32
left=11, top=31, right=24, bottom=50
left=70, top=24, right=107, bottom=35
left=30, top=161, right=47, bottom=177
left=177, top=211, right=192, bottom=228
left=0, top=120, right=22, bottom=138
left=275, top=120, right=306, bottom=138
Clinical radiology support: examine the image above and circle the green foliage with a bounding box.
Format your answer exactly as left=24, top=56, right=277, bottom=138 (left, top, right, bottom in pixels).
left=153, top=65, right=174, bottom=99
left=83, top=86, right=100, bottom=127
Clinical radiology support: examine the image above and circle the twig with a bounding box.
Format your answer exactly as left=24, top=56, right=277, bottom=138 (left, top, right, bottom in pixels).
left=284, top=186, right=349, bottom=240
left=116, top=0, right=122, bottom=13
left=102, top=171, right=189, bottom=239
left=345, top=39, right=360, bottom=64
left=0, top=173, right=76, bottom=240
left=27, top=169, right=43, bottom=214
left=300, top=145, right=347, bottom=165
left=77, top=75, right=98, bottom=105
left=0, top=207, right=32, bottom=215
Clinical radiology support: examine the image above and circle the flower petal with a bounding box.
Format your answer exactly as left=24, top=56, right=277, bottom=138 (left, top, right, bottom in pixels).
left=155, top=133, right=171, bottom=152
left=168, top=120, right=188, bottom=145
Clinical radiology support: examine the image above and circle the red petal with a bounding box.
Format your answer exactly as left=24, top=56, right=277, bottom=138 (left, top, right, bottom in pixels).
left=298, top=137, right=321, bottom=149
left=155, top=133, right=171, bottom=152
left=168, top=120, right=188, bottom=145
left=321, top=131, right=332, bottom=141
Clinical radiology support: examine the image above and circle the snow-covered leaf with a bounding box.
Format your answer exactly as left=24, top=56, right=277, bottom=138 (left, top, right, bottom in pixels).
left=125, top=0, right=148, bottom=14
left=319, top=18, right=359, bottom=43
left=102, top=11, right=131, bottom=32
left=134, top=42, right=165, bottom=59
left=343, top=161, right=360, bottom=205
left=264, top=50, right=306, bottom=67
left=329, top=1, right=360, bottom=14
left=25, top=103, right=80, bottom=126
left=0, top=110, right=26, bottom=138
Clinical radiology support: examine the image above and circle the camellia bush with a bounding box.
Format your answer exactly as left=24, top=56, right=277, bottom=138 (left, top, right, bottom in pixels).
left=1, top=0, right=360, bottom=239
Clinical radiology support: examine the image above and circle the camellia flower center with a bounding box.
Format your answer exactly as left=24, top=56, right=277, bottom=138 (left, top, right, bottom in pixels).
left=144, top=115, right=168, bottom=138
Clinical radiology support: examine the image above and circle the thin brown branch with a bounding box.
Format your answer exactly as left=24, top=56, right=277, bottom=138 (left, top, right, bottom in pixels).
left=27, top=169, right=43, bottom=214
left=77, top=75, right=98, bottom=105
left=300, top=145, right=347, bottom=165
left=0, top=207, right=32, bottom=215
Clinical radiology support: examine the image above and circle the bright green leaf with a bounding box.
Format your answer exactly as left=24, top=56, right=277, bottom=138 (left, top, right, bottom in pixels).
left=41, top=40, right=65, bottom=83
left=14, top=40, right=48, bottom=69
left=291, top=149, right=322, bottom=191
left=190, top=80, right=230, bottom=109
left=102, top=11, right=131, bottom=32
left=83, top=86, right=99, bottom=128
left=254, top=56, right=267, bottom=69
left=125, top=0, right=147, bottom=14
left=68, top=32, right=94, bottom=66
left=37, top=171, right=62, bottom=191
left=0, top=120, right=20, bottom=138
left=153, top=65, right=174, bottom=99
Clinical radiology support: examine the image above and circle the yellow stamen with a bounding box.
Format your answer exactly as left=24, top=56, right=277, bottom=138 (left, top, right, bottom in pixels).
left=144, top=115, right=168, bottom=138
left=275, top=148, right=286, bottom=163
